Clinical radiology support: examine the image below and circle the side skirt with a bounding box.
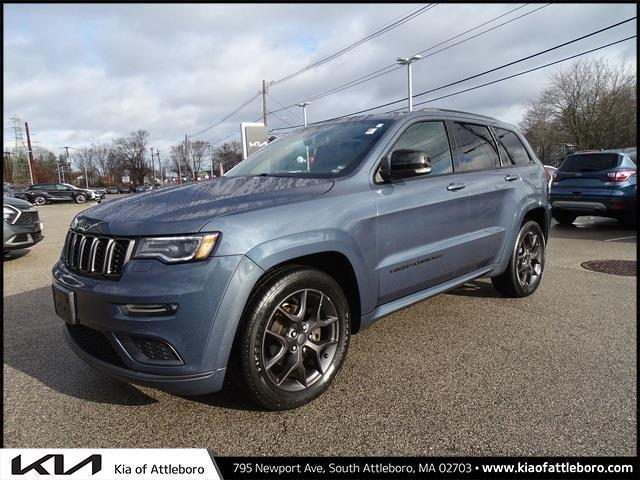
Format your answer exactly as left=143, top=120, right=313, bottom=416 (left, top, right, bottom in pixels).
left=359, top=265, right=495, bottom=331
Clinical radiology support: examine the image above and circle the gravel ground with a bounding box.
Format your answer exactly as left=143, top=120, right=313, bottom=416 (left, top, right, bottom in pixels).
left=3, top=197, right=636, bottom=455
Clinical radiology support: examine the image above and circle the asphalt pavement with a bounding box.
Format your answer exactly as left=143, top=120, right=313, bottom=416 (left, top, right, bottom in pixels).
left=3, top=196, right=636, bottom=455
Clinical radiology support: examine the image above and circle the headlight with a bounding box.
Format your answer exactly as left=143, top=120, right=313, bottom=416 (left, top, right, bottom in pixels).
left=134, top=233, right=220, bottom=263
left=3, top=205, right=19, bottom=224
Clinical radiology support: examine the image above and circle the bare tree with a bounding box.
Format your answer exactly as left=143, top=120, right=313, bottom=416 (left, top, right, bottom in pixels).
left=521, top=58, right=636, bottom=161
left=112, top=130, right=150, bottom=186
left=214, top=141, right=243, bottom=172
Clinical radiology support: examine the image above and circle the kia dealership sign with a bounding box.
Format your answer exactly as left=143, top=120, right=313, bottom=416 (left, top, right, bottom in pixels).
left=241, top=122, right=268, bottom=159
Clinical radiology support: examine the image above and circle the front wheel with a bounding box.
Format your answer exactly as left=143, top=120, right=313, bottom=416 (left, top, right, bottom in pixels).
left=33, top=195, right=46, bottom=206
left=491, top=220, right=546, bottom=298
left=231, top=267, right=351, bottom=410
left=75, top=194, right=87, bottom=204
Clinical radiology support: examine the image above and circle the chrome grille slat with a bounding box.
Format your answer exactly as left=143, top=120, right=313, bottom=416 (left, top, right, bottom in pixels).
left=62, top=231, right=134, bottom=279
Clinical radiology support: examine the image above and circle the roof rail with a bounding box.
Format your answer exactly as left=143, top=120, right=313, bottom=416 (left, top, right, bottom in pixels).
left=419, top=107, right=499, bottom=121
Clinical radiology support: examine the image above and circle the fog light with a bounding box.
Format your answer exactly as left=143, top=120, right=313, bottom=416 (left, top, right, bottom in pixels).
left=121, top=304, right=179, bottom=316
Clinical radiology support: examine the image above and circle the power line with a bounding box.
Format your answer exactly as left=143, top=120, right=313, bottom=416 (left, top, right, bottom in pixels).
left=270, top=3, right=546, bottom=112
left=189, top=92, right=261, bottom=139
left=399, top=35, right=637, bottom=111
left=270, top=33, right=636, bottom=131
left=270, top=4, right=439, bottom=86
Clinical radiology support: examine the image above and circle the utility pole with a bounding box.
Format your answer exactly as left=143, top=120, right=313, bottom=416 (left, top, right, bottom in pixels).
left=296, top=102, right=310, bottom=126
left=64, top=146, right=70, bottom=184
left=396, top=55, right=422, bottom=112
left=150, top=147, right=155, bottom=186
left=184, top=134, right=189, bottom=180
left=156, top=149, right=162, bottom=185
left=24, top=122, right=36, bottom=184
left=262, top=79, right=268, bottom=128
left=208, top=143, right=213, bottom=179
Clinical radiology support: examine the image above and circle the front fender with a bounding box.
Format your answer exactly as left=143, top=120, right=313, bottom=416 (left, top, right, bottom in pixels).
left=245, top=229, right=377, bottom=316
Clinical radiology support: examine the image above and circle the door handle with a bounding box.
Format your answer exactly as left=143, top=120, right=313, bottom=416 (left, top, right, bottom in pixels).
left=504, top=174, right=520, bottom=182
left=446, top=183, right=466, bottom=191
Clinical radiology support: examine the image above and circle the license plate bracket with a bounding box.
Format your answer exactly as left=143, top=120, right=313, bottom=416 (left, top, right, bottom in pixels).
left=52, top=283, right=76, bottom=324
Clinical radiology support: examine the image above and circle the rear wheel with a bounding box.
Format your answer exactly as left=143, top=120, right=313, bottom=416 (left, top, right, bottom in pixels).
left=33, top=195, right=46, bottom=206
left=492, top=220, right=546, bottom=298
left=231, top=267, right=351, bottom=410
left=552, top=211, right=576, bottom=225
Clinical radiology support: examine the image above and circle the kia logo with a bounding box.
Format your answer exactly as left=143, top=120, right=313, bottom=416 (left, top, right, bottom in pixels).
left=249, top=141, right=267, bottom=148
left=12, top=454, right=102, bottom=476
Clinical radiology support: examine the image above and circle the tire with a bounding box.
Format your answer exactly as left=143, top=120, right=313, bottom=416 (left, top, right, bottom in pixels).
left=552, top=211, right=576, bottom=225
left=230, top=267, right=351, bottom=410
left=491, top=220, right=546, bottom=298
left=33, top=196, right=46, bottom=206
left=75, top=194, right=87, bottom=204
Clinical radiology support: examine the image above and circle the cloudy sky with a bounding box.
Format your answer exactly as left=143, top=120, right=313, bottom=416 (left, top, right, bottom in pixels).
left=3, top=3, right=636, bottom=156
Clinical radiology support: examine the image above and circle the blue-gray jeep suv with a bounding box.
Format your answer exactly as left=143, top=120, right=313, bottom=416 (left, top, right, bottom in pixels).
left=52, top=109, right=550, bottom=409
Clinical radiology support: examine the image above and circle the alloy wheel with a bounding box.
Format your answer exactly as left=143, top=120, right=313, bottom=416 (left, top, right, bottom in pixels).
left=516, top=230, right=544, bottom=288
left=261, top=289, right=339, bottom=392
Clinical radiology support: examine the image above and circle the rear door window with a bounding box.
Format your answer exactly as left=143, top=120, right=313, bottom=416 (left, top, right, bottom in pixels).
left=559, top=154, right=621, bottom=172
left=494, top=128, right=531, bottom=166
left=451, top=123, right=500, bottom=172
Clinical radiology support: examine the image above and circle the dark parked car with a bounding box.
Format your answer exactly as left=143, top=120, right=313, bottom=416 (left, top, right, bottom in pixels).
left=105, top=186, right=120, bottom=194
left=118, top=185, right=132, bottom=194
left=133, top=185, right=153, bottom=193
left=4, top=195, right=44, bottom=252
left=53, top=109, right=550, bottom=410
left=26, top=183, right=100, bottom=205
left=550, top=150, right=637, bottom=226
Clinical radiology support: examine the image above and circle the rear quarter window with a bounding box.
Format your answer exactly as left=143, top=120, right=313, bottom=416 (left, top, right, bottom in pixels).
left=559, top=154, right=621, bottom=172
left=494, top=128, right=531, bottom=166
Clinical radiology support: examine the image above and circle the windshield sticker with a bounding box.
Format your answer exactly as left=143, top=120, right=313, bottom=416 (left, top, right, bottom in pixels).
left=365, top=128, right=377, bottom=135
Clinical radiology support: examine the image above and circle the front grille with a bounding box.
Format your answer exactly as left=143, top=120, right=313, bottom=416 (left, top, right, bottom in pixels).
left=131, top=336, right=182, bottom=363
left=63, top=231, right=134, bottom=279
left=66, top=324, right=126, bottom=368
left=14, top=210, right=40, bottom=226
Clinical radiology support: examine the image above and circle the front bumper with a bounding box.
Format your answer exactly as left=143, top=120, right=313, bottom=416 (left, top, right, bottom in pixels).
left=3, top=221, right=44, bottom=251
left=52, top=254, right=264, bottom=395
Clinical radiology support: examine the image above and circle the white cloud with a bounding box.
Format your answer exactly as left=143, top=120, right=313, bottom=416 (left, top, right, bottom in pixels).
left=3, top=3, right=636, bottom=154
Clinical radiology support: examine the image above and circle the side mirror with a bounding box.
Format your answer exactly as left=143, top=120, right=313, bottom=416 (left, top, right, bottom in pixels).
left=381, top=149, right=432, bottom=181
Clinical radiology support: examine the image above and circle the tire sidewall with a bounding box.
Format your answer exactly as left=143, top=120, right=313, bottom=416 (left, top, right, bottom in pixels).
left=509, top=221, right=546, bottom=296
left=242, top=269, right=351, bottom=409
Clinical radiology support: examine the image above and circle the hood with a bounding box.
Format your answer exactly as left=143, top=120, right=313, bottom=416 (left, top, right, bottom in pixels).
left=3, top=195, right=33, bottom=208
left=73, top=175, right=334, bottom=236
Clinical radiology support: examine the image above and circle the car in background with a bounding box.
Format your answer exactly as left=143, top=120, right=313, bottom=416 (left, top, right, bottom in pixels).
left=133, top=185, right=153, bottom=193
left=25, top=183, right=100, bottom=205
left=118, top=185, right=132, bottom=194
left=3, top=195, right=44, bottom=253
left=543, top=165, right=557, bottom=190
left=89, top=188, right=106, bottom=201
left=550, top=150, right=637, bottom=226
left=105, top=186, right=120, bottom=194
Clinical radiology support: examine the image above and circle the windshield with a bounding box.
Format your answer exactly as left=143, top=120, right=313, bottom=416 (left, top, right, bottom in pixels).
left=227, top=120, right=392, bottom=178
left=559, top=153, right=621, bottom=172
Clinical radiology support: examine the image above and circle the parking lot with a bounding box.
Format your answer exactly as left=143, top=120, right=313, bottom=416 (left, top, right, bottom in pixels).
left=3, top=196, right=636, bottom=455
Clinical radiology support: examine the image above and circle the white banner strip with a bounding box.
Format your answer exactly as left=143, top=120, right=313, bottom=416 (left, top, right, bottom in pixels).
left=0, top=449, right=221, bottom=480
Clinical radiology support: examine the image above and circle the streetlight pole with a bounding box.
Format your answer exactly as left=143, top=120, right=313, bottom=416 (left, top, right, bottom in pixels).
left=396, top=55, right=422, bottom=112
left=296, top=102, right=310, bottom=126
